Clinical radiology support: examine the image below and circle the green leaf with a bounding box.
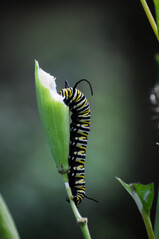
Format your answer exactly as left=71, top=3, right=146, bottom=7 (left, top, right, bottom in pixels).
left=116, top=178, right=154, bottom=215
left=0, top=194, right=20, bottom=239
left=116, top=177, right=132, bottom=196
left=154, top=0, right=159, bottom=36
left=117, top=178, right=155, bottom=239
left=35, top=60, right=70, bottom=172
left=132, top=183, right=154, bottom=215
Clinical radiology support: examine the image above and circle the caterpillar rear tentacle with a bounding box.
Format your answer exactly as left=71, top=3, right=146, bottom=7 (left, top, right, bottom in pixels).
left=59, top=79, right=96, bottom=205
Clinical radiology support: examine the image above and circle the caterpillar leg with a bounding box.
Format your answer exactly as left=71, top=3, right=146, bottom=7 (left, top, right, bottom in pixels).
left=73, top=194, right=85, bottom=205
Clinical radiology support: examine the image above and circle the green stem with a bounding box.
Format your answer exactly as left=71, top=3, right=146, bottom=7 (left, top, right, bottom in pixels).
left=0, top=195, right=20, bottom=239
left=140, top=0, right=159, bottom=40
left=141, top=210, right=156, bottom=239
left=62, top=173, right=91, bottom=239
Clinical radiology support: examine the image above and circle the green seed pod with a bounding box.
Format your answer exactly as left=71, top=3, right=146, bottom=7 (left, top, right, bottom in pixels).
left=35, top=60, right=69, bottom=172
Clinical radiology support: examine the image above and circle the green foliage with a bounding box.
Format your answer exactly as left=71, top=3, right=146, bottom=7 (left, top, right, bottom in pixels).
left=0, top=195, right=20, bottom=239
left=154, top=0, right=159, bottom=36
left=132, top=183, right=154, bottom=215
left=140, top=0, right=159, bottom=40
left=116, top=178, right=154, bottom=215
left=117, top=178, right=155, bottom=239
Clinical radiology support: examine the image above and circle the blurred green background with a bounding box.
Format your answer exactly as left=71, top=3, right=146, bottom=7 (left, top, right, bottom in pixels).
left=1, top=1, right=159, bottom=238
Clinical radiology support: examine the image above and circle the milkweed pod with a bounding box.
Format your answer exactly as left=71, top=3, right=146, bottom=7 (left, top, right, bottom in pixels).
left=35, top=60, right=69, bottom=172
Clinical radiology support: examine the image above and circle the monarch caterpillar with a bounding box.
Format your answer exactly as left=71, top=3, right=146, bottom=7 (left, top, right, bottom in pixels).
left=59, top=79, right=97, bottom=205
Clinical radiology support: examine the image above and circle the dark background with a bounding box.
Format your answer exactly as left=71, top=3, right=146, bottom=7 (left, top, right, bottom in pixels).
left=0, top=1, right=159, bottom=238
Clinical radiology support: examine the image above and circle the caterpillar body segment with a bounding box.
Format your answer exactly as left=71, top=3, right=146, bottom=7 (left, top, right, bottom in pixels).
left=59, top=81, right=92, bottom=205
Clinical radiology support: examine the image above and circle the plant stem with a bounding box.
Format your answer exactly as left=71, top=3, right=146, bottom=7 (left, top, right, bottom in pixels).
left=141, top=210, right=156, bottom=239
left=140, top=0, right=159, bottom=40
left=62, top=173, right=91, bottom=239
left=0, top=195, right=20, bottom=239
